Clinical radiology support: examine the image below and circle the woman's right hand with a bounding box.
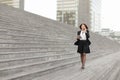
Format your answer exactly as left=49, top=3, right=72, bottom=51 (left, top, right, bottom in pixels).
left=77, top=35, right=80, bottom=40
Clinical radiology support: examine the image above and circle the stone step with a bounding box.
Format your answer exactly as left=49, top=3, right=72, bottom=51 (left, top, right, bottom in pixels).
left=108, top=68, right=120, bottom=80
left=0, top=35, right=71, bottom=41
left=0, top=44, right=74, bottom=49
left=0, top=32, right=74, bottom=43
left=0, top=38, right=73, bottom=44
left=32, top=51, right=113, bottom=80
left=31, top=51, right=120, bottom=80
left=0, top=42, right=73, bottom=46
left=0, top=50, right=115, bottom=71
left=0, top=28, right=73, bottom=38
left=88, top=63, right=115, bottom=80
left=0, top=53, right=78, bottom=70
left=0, top=47, right=76, bottom=54
left=0, top=50, right=76, bottom=62
left=64, top=52, right=120, bottom=80
left=0, top=37, right=72, bottom=44
left=0, top=15, right=75, bottom=33
left=73, top=51, right=120, bottom=80
left=32, top=64, right=80, bottom=80
left=0, top=46, right=76, bottom=52
left=0, top=26, right=74, bottom=41
left=0, top=20, right=74, bottom=35
left=0, top=57, right=79, bottom=80
left=0, top=27, right=71, bottom=39
left=98, top=61, right=120, bottom=80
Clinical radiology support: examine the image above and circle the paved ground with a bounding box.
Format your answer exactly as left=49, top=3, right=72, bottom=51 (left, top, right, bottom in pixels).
left=33, top=51, right=120, bottom=80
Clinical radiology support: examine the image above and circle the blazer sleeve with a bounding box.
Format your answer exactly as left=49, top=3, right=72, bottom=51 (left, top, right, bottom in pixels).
left=77, top=31, right=80, bottom=35
left=85, top=30, right=90, bottom=38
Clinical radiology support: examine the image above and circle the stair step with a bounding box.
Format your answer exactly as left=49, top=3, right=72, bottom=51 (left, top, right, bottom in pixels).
left=0, top=53, right=78, bottom=70
left=0, top=46, right=76, bottom=52
left=0, top=54, right=78, bottom=71
left=0, top=43, right=73, bottom=48
left=0, top=57, right=79, bottom=80
left=0, top=51, right=76, bottom=62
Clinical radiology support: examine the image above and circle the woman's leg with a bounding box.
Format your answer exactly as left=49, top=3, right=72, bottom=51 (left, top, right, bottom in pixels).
left=80, top=53, right=86, bottom=69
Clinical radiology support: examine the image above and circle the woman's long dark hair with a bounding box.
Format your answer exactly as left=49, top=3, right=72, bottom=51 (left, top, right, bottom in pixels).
left=79, top=23, right=89, bottom=30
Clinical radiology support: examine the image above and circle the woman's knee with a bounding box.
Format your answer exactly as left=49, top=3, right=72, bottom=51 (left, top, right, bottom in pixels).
left=81, top=53, right=86, bottom=56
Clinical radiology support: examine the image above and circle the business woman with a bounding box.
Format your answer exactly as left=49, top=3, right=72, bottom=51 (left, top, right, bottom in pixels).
left=76, top=23, right=91, bottom=69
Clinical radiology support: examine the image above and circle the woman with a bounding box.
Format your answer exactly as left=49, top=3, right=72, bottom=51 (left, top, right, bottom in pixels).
left=76, top=23, right=91, bottom=69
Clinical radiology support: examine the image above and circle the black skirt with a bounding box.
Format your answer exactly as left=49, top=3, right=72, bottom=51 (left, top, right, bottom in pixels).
left=77, top=40, right=90, bottom=54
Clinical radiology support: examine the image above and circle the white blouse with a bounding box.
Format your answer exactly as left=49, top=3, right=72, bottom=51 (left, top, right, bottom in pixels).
left=80, top=30, right=87, bottom=40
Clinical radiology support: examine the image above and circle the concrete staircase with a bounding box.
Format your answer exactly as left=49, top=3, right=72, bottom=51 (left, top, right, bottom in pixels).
left=0, top=3, right=120, bottom=80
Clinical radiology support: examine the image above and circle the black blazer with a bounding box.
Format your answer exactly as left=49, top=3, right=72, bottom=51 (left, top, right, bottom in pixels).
left=75, top=30, right=91, bottom=45
left=77, top=30, right=90, bottom=39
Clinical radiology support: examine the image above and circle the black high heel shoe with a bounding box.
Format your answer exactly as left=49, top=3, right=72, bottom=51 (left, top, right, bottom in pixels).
left=81, top=65, right=85, bottom=69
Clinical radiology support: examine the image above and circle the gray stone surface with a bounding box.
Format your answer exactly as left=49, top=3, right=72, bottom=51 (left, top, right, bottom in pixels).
left=0, top=3, right=120, bottom=80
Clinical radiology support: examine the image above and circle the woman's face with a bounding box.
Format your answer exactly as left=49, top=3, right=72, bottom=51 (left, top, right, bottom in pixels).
left=81, top=24, right=86, bottom=30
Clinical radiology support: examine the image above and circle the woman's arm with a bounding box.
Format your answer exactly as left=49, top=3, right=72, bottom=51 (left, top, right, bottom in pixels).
left=85, top=30, right=90, bottom=38
left=76, top=31, right=80, bottom=40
